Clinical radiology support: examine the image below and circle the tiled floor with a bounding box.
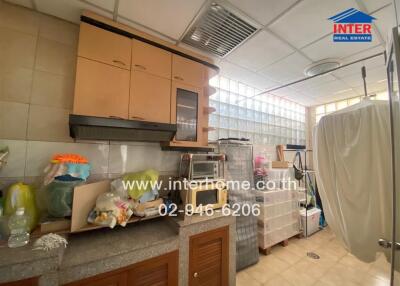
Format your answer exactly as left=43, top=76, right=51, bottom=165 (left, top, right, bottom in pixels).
left=237, top=227, right=399, bottom=286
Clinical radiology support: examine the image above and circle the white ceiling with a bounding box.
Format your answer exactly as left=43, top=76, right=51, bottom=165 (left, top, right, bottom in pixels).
left=4, top=0, right=393, bottom=106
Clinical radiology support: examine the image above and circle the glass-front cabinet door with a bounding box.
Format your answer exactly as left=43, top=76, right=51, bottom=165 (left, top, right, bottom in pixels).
left=171, top=82, right=204, bottom=147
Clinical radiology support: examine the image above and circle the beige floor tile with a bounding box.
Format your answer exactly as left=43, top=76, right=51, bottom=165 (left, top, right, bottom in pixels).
left=291, top=258, right=331, bottom=280
left=281, top=265, right=318, bottom=286
left=324, top=263, right=364, bottom=285
left=257, top=254, right=291, bottom=273
left=244, top=264, right=278, bottom=284
left=236, top=271, right=262, bottom=286
left=271, top=246, right=303, bottom=265
left=361, top=274, right=390, bottom=286
left=263, top=275, right=294, bottom=286
left=339, top=253, right=372, bottom=272
left=237, top=228, right=394, bottom=286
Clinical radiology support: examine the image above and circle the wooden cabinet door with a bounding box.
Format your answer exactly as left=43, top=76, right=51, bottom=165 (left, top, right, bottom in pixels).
left=0, top=277, right=38, bottom=286
left=172, top=55, right=204, bottom=88
left=127, top=251, right=178, bottom=286
left=189, top=227, right=229, bottom=286
left=132, top=39, right=171, bottom=79
left=129, top=70, right=171, bottom=123
left=170, top=82, right=205, bottom=147
left=77, top=273, right=127, bottom=286
left=73, top=57, right=130, bottom=119
left=78, top=23, right=131, bottom=70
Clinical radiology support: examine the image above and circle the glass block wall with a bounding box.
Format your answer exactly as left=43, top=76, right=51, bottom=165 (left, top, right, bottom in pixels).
left=314, top=91, right=388, bottom=124
left=208, top=76, right=306, bottom=145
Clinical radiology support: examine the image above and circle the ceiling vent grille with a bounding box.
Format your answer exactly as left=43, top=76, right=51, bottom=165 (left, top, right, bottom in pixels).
left=182, top=2, right=257, bottom=57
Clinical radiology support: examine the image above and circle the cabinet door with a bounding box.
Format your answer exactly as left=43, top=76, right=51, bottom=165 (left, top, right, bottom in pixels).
left=129, top=70, right=171, bottom=123
left=132, top=39, right=171, bottom=79
left=0, top=277, right=38, bottom=286
left=189, top=227, right=229, bottom=286
left=73, top=57, right=130, bottom=119
left=128, top=251, right=178, bottom=286
left=78, top=23, right=131, bottom=70
left=171, top=82, right=204, bottom=147
left=172, top=55, right=204, bottom=87
left=79, top=273, right=127, bottom=286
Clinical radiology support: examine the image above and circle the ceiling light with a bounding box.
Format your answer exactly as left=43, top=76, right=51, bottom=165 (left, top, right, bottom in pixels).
left=377, top=79, right=387, bottom=83
left=304, top=59, right=342, bottom=77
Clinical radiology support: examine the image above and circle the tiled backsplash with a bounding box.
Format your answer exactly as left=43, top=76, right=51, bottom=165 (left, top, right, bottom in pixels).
left=0, top=2, right=181, bottom=189
left=0, top=139, right=181, bottom=188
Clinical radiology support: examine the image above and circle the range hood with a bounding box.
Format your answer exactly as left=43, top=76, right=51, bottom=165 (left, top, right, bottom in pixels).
left=69, top=115, right=177, bottom=142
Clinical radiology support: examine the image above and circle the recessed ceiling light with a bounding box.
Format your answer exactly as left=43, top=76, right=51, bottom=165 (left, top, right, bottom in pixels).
left=304, top=59, right=342, bottom=77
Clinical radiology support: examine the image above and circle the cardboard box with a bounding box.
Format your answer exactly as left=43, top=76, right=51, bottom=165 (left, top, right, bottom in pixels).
left=272, top=161, right=289, bottom=168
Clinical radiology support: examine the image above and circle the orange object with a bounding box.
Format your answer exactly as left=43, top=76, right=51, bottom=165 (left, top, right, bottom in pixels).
left=52, top=154, right=89, bottom=164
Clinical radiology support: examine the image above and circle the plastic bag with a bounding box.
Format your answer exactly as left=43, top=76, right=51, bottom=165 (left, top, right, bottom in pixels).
left=46, top=180, right=82, bottom=218
left=4, top=183, right=39, bottom=231
left=122, top=169, right=159, bottom=200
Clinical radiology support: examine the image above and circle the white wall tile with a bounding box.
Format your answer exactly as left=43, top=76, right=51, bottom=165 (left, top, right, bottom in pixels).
left=25, top=141, right=110, bottom=177
left=108, top=144, right=180, bottom=174
left=0, top=139, right=27, bottom=177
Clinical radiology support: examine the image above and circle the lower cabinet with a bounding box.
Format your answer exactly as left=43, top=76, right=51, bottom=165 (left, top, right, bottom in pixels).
left=0, top=278, right=38, bottom=286
left=189, top=227, right=229, bottom=286
left=65, top=251, right=178, bottom=286
left=127, top=251, right=178, bottom=286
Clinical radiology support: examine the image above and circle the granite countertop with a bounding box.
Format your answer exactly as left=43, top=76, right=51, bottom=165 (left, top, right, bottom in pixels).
left=0, top=213, right=235, bottom=285
left=169, top=211, right=233, bottom=228
left=61, top=217, right=178, bottom=268
left=0, top=241, right=63, bottom=268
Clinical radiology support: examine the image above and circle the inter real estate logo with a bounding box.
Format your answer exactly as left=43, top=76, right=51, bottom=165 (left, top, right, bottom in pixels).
left=328, top=8, right=376, bottom=42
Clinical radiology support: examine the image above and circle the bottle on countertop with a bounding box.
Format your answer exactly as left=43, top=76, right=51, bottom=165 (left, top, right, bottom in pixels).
left=8, top=207, right=30, bottom=248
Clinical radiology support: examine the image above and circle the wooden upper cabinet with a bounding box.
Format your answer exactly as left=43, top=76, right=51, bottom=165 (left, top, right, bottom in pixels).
left=73, top=57, right=130, bottom=119
left=132, top=39, right=172, bottom=79
left=129, top=70, right=171, bottom=123
left=78, top=23, right=131, bottom=70
left=172, top=55, right=205, bottom=88
left=189, top=227, right=229, bottom=286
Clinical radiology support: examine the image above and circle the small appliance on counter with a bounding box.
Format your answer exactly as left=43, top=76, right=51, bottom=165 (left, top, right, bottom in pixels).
left=178, top=153, right=228, bottom=214
left=178, top=153, right=226, bottom=180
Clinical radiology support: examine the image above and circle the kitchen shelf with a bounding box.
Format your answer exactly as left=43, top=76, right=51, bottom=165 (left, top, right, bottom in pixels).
left=204, top=106, right=216, bottom=114
left=205, top=86, right=217, bottom=97
left=203, top=127, right=216, bottom=132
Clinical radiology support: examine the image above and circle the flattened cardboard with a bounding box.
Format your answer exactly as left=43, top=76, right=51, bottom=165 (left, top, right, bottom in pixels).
left=71, top=180, right=110, bottom=232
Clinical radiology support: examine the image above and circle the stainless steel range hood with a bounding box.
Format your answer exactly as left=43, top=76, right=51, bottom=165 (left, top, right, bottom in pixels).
left=69, top=115, right=177, bottom=142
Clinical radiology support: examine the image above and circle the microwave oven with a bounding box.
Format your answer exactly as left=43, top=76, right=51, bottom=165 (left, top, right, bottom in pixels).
left=179, top=153, right=225, bottom=180
left=180, top=180, right=228, bottom=213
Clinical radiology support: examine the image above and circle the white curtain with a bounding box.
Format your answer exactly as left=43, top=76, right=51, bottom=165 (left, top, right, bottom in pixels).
left=314, top=99, right=394, bottom=265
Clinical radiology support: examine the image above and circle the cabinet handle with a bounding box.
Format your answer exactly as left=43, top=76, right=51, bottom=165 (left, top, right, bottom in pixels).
left=131, top=116, right=145, bottom=120
left=134, top=64, right=147, bottom=70
left=109, top=116, right=124, bottom=120
left=193, top=272, right=199, bottom=278
left=112, top=60, right=126, bottom=66
left=174, top=76, right=184, bottom=81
